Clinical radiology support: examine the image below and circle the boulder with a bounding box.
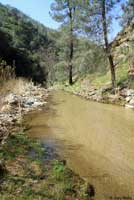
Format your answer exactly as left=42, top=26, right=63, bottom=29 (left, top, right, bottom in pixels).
left=129, top=98, right=134, bottom=105
left=32, top=101, right=45, bottom=107
left=24, top=98, right=35, bottom=107
left=126, top=96, right=131, bottom=103
left=85, top=183, right=95, bottom=198
left=127, top=89, right=134, bottom=96
left=120, top=88, right=127, bottom=97
left=88, top=91, right=96, bottom=96
left=4, top=93, right=20, bottom=105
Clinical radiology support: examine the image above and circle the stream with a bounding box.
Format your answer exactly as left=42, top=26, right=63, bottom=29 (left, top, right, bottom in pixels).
left=25, top=91, right=134, bottom=200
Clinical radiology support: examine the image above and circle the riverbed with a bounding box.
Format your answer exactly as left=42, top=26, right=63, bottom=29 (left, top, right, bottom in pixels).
left=25, top=91, right=134, bottom=200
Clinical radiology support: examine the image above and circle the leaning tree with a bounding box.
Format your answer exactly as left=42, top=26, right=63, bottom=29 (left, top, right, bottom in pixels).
left=80, top=0, right=121, bottom=89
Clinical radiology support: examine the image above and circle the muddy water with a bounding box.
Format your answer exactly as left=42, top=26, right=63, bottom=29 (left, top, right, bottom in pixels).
left=26, top=91, right=134, bottom=200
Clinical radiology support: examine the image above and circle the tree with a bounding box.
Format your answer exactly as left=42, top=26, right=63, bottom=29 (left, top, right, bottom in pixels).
left=101, top=0, right=116, bottom=89
left=121, top=0, right=134, bottom=27
left=50, top=0, right=79, bottom=85
left=81, top=0, right=120, bottom=89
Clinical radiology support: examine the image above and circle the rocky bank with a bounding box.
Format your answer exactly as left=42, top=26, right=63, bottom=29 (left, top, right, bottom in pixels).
left=0, top=80, right=48, bottom=143
left=74, top=87, right=134, bottom=109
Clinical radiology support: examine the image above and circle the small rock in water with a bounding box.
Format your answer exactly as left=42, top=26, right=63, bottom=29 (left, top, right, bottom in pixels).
left=86, top=183, right=95, bottom=198
left=60, top=160, right=66, bottom=165
left=0, top=160, right=6, bottom=176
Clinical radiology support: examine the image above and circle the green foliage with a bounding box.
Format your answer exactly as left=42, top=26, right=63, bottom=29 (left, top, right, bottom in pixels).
left=121, top=0, right=134, bottom=27
left=52, top=160, right=67, bottom=181
left=80, top=0, right=121, bottom=38
left=51, top=34, right=107, bottom=84
left=50, top=0, right=81, bottom=29
left=0, top=2, right=128, bottom=87
left=50, top=0, right=86, bottom=84
left=0, top=3, right=58, bottom=84
left=74, top=37, right=107, bottom=74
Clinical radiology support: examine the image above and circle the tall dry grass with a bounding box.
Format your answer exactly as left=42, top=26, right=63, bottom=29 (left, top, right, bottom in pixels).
left=0, top=60, right=34, bottom=95
left=0, top=78, right=34, bottom=118
left=0, top=78, right=34, bottom=95
left=0, top=60, right=15, bottom=82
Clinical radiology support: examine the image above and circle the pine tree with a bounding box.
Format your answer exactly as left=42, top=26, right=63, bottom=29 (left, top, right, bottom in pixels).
left=101, top=0, right=116, bottom=89
left=121, top=0, right=134, bottom=27
left=81, top=0, right=121, bottom=89
left=50, top=0, right=80, bottom=85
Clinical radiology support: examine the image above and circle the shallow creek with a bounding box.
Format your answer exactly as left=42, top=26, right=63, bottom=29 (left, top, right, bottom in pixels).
left=25, top=91, right=134, bottom=200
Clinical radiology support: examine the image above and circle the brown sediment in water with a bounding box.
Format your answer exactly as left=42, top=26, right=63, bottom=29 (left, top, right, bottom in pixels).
left=25, top=91, right=134, bottom=200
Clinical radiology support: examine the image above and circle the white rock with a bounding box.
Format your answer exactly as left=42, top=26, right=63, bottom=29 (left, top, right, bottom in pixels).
left=33, top=101, right=45, bottom=107
left=125, top=104, right=134, bottom=109
left=129, top=98, right=134, bottom=105
left=127, top=89, right=134, bottom=96
left=1, top=104, right=11, bottom=112
left=4, top=93, right=20, bottom=105
left=24, top=98, right=36, bottom=106
left=126, top=96, right=131, bottom=102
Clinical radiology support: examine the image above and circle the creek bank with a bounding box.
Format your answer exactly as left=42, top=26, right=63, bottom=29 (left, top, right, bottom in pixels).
left=56, top=83, right=134, bottom=109
left=0, top=131, right=91, bottom=200
left=0, top=80, right=91, bottom=199
left=75, top=87, right=134, bottom=108
left=0, top=82, right=48, bottom=143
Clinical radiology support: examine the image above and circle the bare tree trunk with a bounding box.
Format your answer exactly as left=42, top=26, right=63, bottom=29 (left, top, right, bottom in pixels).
left=102, top=0, right=116, bottom=89
left=69, top=36, right=73, bottom=85
left=68, top=1, right=74, bottom=85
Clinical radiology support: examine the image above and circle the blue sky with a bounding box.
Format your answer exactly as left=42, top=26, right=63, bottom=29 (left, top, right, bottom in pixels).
left=0, top=0, right=126, bottom=39
left=0, top=0, right=59, bottom=29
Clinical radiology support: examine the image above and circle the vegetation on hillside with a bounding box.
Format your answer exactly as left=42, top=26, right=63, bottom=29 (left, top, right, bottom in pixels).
left=0, top=3, right=58, bottom=84
left=50, top=0, right=134, bottom=89
left=0, top=3, right=108, bottom=86
left=0, top=0, right=134, bottom=88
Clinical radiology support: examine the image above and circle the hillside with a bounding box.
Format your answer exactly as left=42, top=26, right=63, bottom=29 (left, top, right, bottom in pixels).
left=78, top=24, right=134, bottom=89
left=0, top=3, right=58, bottom=84
left=53, top=23, right=134, bottom=107
left=112, top=24, right=134, bottom=86
left=0, top=3, right=133, bottom=89
left=0, top=3, right=108, bottom=86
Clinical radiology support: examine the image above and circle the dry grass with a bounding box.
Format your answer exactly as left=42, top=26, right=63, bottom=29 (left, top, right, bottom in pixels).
left=0, top=78, right=34, bottom=95
left=0, top=78, right=34, bottom=113
left=0, top=60, right=15, bottom=82
left=0, top=61, right=34, bottom=96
